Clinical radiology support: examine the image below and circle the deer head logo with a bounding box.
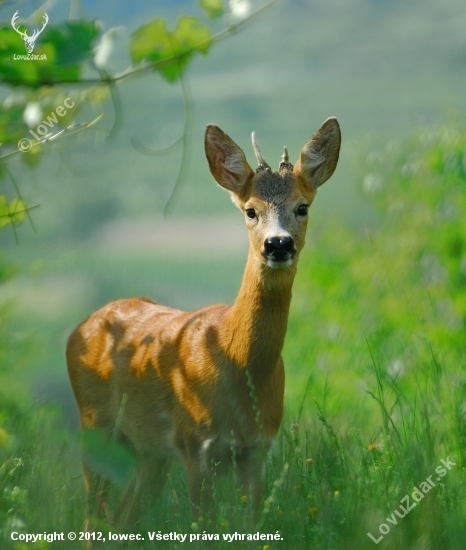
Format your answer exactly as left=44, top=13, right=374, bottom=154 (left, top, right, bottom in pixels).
left=11, top=11, right=49, bottom=54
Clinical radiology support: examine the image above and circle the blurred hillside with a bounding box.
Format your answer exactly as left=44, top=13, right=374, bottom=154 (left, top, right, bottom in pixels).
left=0, top=0, right=466, bottom=407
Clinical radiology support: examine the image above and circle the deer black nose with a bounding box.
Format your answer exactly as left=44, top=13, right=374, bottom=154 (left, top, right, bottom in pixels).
left=263, top=236, right=295, bottom=260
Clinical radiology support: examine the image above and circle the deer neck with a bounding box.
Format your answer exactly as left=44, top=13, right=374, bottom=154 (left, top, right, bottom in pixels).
left=222, top=249, right=296, bottom=376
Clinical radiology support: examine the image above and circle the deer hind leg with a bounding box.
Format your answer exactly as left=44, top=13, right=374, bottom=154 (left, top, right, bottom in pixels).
left=116, top=455, right=172, bottom=528
left=83, top=462, right=112, bottom=535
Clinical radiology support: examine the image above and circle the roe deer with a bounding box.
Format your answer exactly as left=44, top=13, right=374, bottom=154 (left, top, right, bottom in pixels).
left=66, top=117, right=341, bottom=527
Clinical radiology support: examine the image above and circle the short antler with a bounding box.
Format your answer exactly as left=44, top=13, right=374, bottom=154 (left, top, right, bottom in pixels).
left=279, top=146, right=293, bottom=171
left=11, top=11, right=27, bottom=39
left=251, top=131, right=270, bottom=171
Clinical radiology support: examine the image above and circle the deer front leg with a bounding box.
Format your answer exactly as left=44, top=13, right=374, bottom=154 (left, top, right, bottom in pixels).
left=82, top=463, right=112, bottom=549
left=116, top=455, right=172, bottom=529
left=187, top=459, right=214, bottom=522
left=237, top=449, right=266, bottom=524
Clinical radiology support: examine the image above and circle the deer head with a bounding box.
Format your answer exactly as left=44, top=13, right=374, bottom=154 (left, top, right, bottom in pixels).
left=205, top=118, right=341, bottom=270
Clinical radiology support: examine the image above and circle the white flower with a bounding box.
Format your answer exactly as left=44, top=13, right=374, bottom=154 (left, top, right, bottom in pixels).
left=23, top=102, right=43, bottom=127
left=5, top=515, right=27, bottom=530
left=229, top=0, right=251, bottom=19
left=362, top=173, right=382, bottom=193
left=94, top=27, right=123, bottom=69
left=387, top=358, right=405, bottom=380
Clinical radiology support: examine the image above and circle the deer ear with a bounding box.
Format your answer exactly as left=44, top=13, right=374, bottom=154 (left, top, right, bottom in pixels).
left=205, top=125, right=254, bottom=197
left=294, top=117, right=341, bottom=189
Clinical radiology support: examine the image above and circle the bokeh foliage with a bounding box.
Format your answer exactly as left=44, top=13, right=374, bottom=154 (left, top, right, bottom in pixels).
left=1, top=1, right=465, bottom=548
left=1, top=117, right=466, bottom=547
left=0, top=0, right=253, bottom=232
left=281, top=123, right=466, bottom=548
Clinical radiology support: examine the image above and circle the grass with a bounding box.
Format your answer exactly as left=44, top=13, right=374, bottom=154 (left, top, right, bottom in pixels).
left=1, top=379, right=464, bottom=549
left=2, top=121, right=466, bottom=549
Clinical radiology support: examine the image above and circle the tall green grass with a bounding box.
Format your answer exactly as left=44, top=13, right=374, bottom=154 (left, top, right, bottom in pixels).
left=2, top=123, right=466, bottom=548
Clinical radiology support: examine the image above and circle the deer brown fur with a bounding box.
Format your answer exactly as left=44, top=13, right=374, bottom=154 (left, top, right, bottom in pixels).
left=66, top=117, right=341, bottom=527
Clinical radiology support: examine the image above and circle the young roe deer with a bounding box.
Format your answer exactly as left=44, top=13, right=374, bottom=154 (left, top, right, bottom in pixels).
left=66, top=117, right=341, bottom=526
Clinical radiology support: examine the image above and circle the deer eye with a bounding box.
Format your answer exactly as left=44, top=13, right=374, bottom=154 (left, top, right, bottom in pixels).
left=297, top=204, right=309, bottom=216
left=245, top=208, right=256, bottom=219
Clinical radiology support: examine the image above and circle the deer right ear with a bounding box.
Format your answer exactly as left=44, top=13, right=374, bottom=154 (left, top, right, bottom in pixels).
left=205, top=125, right=254, bottom=197
left=294, top=117, right=341, bottom=189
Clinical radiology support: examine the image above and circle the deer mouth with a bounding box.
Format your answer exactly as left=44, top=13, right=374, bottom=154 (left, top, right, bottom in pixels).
left=264, top=253, right=294, bottom=269
left=267, top=258, right=293, bottom=268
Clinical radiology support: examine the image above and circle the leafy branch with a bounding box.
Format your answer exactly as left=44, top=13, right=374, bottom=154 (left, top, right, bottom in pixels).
left=1, top=1, right=275, bottom=87
left=0, top=0, right=276, bottom=232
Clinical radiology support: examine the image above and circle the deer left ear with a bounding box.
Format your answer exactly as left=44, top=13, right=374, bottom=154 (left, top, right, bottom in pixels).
left=294, top=117, right=341, bottom=189
left=205, top=125, right=254, bottom=199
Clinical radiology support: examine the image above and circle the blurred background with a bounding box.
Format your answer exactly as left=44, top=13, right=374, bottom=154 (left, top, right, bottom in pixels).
left=1, top=0, right=465, bottom=413
left=1, top=1, right=466, bottom=547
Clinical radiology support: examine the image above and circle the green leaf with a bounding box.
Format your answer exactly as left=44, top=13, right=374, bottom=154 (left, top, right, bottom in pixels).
left=41, top=21, right=100, bottom=65
left=81, top=428, right=137, bottom=484
left=130, top=19, right=171, bottom=64
left=173, top=16, right=211, bottom=55
left=8, top=198, right=27, bottom=224
left=200, top=0, right=224, bottom=20
left=0, top=195, right=10, bottom=228
left=130, top=16, right=212, bottom=82
left=0, top=426, right=9, bottom=449
left=0, top=21, right=100, bottom=88
left=0, top=29, right=39, bottom=85
left=0, top=197, right=28, bottom=229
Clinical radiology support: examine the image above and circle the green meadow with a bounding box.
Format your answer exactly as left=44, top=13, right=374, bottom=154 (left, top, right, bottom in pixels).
left=1, top=0, right=466, bottom=548
left=2, top=121, right=466, bottom=549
